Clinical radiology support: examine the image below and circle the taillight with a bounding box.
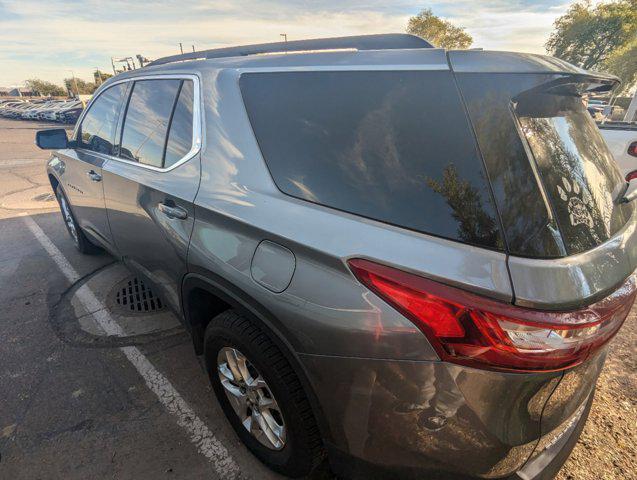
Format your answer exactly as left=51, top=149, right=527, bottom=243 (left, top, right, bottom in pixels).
left=628, top=142, right=637, bottom=158
left=348, top=259, right=636, bottom=372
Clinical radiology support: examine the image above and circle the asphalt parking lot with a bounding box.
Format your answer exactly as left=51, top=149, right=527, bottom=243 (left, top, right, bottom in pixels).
left=0, top=117, right=635, bottom=480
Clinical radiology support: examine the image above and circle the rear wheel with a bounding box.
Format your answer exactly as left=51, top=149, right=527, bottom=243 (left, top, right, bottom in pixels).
left=55, top=186, right=100, bottom=254
left=204, top=310, right=324, bottom=477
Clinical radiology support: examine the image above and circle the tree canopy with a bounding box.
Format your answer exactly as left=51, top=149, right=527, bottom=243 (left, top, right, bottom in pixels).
left=407, top=8, right=473, bottom=49
left=546, top=0, right=637, bottom=93
left=64, top=77, right=98, bottom=95
left=24, top=79, right=66, bottom=97
left=604, top=38, right=637, bottom=93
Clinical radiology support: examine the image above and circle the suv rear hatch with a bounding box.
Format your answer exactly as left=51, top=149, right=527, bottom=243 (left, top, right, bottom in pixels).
left=449, top=50, right=636, bottom=306
left=449, top=49, right=637, bottom=457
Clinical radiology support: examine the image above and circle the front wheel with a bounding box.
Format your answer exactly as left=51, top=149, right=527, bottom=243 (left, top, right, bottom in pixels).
left=55, top=186, right=100, bottom=254
left=204, top=310, right=324, bottom=478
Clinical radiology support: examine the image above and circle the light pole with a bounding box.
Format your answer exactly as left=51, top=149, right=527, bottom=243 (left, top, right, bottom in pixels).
left=280, top=33, right=288, bottom=43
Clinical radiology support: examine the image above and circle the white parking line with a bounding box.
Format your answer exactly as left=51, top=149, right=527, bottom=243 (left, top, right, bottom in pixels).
left=0, top=159, right=43, bottom=168
left=21, top=214, right=242, bottom=479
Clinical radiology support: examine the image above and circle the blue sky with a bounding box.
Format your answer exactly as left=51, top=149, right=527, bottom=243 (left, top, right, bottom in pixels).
left=0, top=0, right=579, bottom=86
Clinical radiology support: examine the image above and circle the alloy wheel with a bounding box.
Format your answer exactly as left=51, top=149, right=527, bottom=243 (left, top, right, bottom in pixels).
left=217, top=347, right=286, bottom=450
left=58, top=193, right=78, bottom=245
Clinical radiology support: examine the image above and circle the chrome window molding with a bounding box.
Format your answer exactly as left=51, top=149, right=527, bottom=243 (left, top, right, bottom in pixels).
left=73, top=73, right=203, bottom=173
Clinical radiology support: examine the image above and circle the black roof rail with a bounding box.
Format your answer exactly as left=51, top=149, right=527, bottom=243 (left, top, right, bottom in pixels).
left=147, top=33, right=432, bottom=67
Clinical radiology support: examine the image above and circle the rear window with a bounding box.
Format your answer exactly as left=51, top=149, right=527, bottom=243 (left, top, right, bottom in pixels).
left=516, top=93, right=633, bottom=255
left=240, top=71, right=503, bottom=249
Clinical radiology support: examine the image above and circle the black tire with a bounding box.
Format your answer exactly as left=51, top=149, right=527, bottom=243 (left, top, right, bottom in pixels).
left=55, top=186, right=101, bottom=254
left=204, top=310, right=325, bottom=478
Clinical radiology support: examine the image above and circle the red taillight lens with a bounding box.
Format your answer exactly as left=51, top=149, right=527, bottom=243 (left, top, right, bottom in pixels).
left=628, top=142, right=637, bottom=158
left=348, top=259, right=636, bottom=372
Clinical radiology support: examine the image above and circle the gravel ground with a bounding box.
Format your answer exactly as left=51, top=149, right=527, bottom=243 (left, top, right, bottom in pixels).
left=557, top=308, right=637, bottom=480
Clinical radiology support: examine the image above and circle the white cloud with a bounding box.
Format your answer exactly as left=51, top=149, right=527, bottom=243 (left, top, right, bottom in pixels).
left=0, top=0, right=577, bottom=86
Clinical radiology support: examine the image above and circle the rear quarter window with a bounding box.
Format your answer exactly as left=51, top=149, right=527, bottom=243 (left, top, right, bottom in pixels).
left=240, top=70, right=503, bottom=250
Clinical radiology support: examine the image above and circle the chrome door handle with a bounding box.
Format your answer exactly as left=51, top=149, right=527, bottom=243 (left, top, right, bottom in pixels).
left=87, top=170, right=102, bottom=182
left=158, top=202, right=188, bottom=220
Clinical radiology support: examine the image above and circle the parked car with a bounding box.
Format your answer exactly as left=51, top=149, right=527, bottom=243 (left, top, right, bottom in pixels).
left=53, top=102, right=84, bottom=123
left=599, top=121, right=637, bottom=192
left=22, top=101, right=55, bottom=119
left=0, top=98, right=83, bottom=122
left=39, top=100, right=78, bottom=121
left=0, top=101, right=24, bottom=116
left=37, top=34, right=637, bottom=480
left=2, top=102, right=33, bottom=118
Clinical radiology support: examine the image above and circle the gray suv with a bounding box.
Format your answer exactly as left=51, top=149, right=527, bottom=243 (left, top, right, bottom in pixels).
left=37, top=34, right=637, bottom=480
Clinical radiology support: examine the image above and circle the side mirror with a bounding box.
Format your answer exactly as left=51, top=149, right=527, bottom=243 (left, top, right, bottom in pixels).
left=35, top=128, right=69, bottom=150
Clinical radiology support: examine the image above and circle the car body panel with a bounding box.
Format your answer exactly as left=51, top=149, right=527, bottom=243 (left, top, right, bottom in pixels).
left=508, top=210, right=637, bottom=309
left=102, top=155, right=201, bottom=311
left=52, top=148, right=113, bottom=248
left=299, top=353, right=561, bottom=478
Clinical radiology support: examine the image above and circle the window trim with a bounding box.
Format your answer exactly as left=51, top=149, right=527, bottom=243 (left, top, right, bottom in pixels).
left=73, top=73, right=202, bottom=173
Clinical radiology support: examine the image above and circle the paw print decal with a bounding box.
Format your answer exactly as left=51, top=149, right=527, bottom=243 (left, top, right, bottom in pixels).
left=557, top=177, right=594, bottom=229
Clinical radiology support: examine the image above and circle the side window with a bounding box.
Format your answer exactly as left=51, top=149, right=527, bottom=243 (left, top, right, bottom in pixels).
left=78, top=83, right=126, bottom=155
left=119, top=79, right=181, bottom=167
left=240, top=71, right=503, bottom=249
left=163, top=80, right=194, bottom=168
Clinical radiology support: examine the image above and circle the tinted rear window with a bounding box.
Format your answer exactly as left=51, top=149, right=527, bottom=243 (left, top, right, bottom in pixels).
left=516, top=94, right=633, bottom=254
left=240, top=71, right=503, bottom=249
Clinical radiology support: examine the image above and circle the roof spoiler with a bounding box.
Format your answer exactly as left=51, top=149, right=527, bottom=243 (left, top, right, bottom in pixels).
left=519, top=73, right=620, bottom=98
left=447, top=50, right=620, bottom=93
left=147, top=33, right=432, bottom=67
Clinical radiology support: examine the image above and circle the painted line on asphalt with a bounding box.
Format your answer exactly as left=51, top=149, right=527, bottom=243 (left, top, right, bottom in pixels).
left=0, top=159, right=43, bottom=168
left=21, top=213, right=242, bottom=479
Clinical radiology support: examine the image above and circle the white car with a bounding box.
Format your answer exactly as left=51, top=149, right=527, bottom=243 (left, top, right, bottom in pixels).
left=45, top=101, right=81, bottom=121
left=599, top=122, right=637, bottom=192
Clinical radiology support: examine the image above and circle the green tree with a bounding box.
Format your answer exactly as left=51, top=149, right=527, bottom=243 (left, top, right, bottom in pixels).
left=64, top=77, right=98, bottom=96
left=94, top=70, right=113, bottom=84
left=24, top=78, right=65, bottom=97
left=604, top=38, right=637, bottom=93
left=407, top=8, right=473, bottom=49
left=546, top=0, right=637, bottom=92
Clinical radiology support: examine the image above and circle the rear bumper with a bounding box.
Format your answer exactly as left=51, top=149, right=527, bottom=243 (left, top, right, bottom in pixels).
left=299, top=353, right=598, bottom=479
left=324, top=393, right=591, bottom=480
left=514, top=391, right=592, bottom=480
